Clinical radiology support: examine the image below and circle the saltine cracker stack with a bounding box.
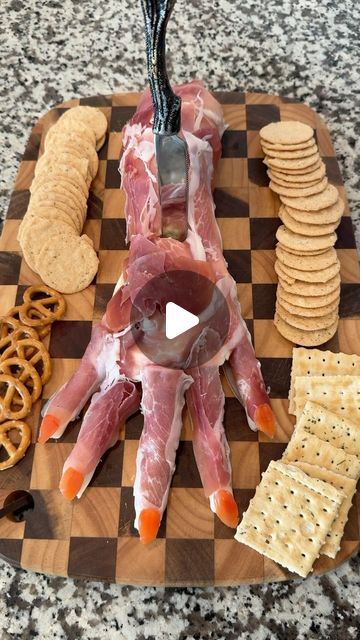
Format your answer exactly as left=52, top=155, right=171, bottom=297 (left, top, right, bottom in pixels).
left=235, top=347, right=359, bottom=574
left=18, top=106, right=108, bottom=294
left=259, top=121, right=345, bottom=347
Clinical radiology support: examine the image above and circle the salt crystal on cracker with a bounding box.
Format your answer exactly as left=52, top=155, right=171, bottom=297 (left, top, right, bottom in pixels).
left=289, top=348, right=360, bottom=414
left=291, top=461, right=357, bottom=558
left=235, top=460, right=344, bottom=578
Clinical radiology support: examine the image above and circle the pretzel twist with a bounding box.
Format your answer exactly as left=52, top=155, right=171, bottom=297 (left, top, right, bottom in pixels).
left=0, top=374, right=32, bottom=421
left=0, top=420, right=31, bottom=470
left=0, top=338, right=51, bottom=384
left=0, top=358, right=42, bottom=403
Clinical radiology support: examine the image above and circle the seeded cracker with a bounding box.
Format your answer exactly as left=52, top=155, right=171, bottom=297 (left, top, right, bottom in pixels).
left=298, top=401, right=360, bottom=456
left=288, top=348, right=360, bottom=414
left=235, top=460, right=344, bottom=577
left=291, top=461, right=357, bottom=558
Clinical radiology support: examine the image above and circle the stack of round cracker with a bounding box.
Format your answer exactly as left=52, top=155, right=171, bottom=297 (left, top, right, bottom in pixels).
left=18, top=106, right=108, bottom=294
left=259, top=120, right=344, bottom=347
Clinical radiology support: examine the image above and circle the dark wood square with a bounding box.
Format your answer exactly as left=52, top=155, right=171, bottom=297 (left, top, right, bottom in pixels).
left=212, top=91, right=245, bottom=104
left=258, top=443, right=287, bottom=474
left=68, top=537, right=117, bottom=580
left=100, top=218, right=127, bottom=250
left=246, top=104, right=280, bottom=130
left=336, top=218, right=357, bottom=249
left=221, top=130, right=247, bottom=158
left=79, top=95, right=112, bottom=107
left=105, top=159, right=122, bottom=189
left=118, top=486, right=166, bottom=539
left=165, top=539, right=214, bottom=584
left=49, top=320, right=93, bottom=358
left=223, top=250, right=251, bottom=283
left=23, top=133, right=41, bottom=161
left=323, top=157, right=343, bottom=185
left=340, top=284, right=360, bottom=317
left=125, top=410, right=144, bottom=440
left=89, top=440, right=124, bottom=487
left=252, top=283, right=277, bottom=319
left=94, top=283, right=114, bottom=317
left=214, top=188, right=249, bottom=218
left=0, top=444, right=35, bottom=490
left=87, top=192, right=103, bottom=219
left=248, top=158, right=269, bottom=186
left=0, top=252, right=21, bottom=284
left=224, top=398, right=258, bottom=441
left=0, top=540, right=23, bottom=568
left=214, top=489, right=255, bottom=538
left=5, top=189, right=30, bottom=220
left=259, top=357, right=292, bottom=398
left=110, top=106, right=137, bottom=131
left=171, top=441, right=202, bottom=488
left=250, top=218, right=281, bottom=249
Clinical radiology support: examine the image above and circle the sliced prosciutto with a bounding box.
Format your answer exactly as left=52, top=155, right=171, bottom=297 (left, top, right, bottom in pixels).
left=39, top=80, right=275, bottom=543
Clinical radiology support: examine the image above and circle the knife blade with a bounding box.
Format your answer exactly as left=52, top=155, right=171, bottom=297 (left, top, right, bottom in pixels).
left=141, top=0, right=189, bottom=242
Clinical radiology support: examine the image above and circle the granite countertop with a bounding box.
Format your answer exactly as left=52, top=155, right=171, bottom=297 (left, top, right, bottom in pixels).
left=0, top=0, right=359, bottom=638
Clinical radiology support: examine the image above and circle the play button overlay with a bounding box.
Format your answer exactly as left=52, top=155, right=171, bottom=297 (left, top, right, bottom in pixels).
left=130, top=269, right=230, bottom=369
left=165, top=302, right=199, bottom=340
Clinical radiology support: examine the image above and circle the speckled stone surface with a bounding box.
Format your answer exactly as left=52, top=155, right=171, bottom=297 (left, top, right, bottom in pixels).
left=0, top=0, right=359, bottom=637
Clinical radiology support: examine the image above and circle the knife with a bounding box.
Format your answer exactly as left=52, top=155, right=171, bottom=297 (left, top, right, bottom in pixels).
left=141, top=0, right=189, bottom=242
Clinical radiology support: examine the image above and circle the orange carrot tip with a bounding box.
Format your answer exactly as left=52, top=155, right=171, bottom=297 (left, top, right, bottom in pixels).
left=38, top=415, right=60, bottom=444
left=59, top=467, right=84, bottom=501
left=138, top=508, right=161, bottom=545
left=254, top=403, right=276, bottom=438
left=213, top=489, right=239, bottom=529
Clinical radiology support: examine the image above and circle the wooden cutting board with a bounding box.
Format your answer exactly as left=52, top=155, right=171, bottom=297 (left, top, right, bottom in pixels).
left=0, top=91, right=359, bottom=586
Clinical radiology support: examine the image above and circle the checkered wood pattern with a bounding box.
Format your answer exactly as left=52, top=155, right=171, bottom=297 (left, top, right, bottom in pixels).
left=0, top=92, right=359, bottom=586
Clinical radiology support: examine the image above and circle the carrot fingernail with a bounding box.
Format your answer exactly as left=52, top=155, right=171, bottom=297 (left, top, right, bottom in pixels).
left=38, top=415, right=60, bottom=444
left=138, top=508, right=161, bottom=544
left=214, top=489, right=239, bottom=528
left=254, top=403, right=276, bottom=438
left=59, top=467, right=84, bottom=501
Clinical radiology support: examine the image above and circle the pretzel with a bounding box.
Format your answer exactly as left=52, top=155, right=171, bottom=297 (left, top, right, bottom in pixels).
left=0, top=420, right=31, bottom=470
left=20, top=285, right=66, bottom=327
left=0, top=324, right=39, bottom=357
left=0, top=358, right=42, bottom=403
left=0, top=316, right=20, bottom=339
left=0, top=374, right=32, bottom=421
left=0, top=338, right=51, bottom=384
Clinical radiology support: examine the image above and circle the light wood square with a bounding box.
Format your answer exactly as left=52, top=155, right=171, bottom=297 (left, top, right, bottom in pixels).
left=18, top=258, right=40, bottom=285
left=217, top=218, right=250, bottom=250
left=91, top=160, right=106, bottom=198
left=14, top=161, right=36, bottom=190
left=254, top=319, right=293, bottom=357
left=220, top=369, right=235, bottom=398
left=180, top=407, right=193, bottom=441
left=71, top=487, right=121, bottom=537
left=246, top=93, right=281, bottom=105
left=63, top=286, right=95, bottom=321
left=30, top=443, right=74, bottom=489
left=0, top=285, right=17, bottom=315
left=166, top=488, right=214, bottom=539
left=121, top=440, right=138, bottom=487
left=112, top=92, right=140, bottom=107
left=97, top=250, right=128, bottom=284
left=43, top=358, right=80, bottom=399
left=215, top=158, right=248, bottom=188
left=27, top=398, right=42, bottom=443
left=21, top=539, right=69, bottom=576
left=251, top=250, right=276, bottom=283
left=215, top=539, right=263, bottom=584
left=0, top=220, right=22, bottom=251
left=338, top=249, right=360, bottom=283
left=230, top=442, right=260, bottom=488
left=108, top=132, right=123, bottom=160
left=337, top=318, right=360, bottom=353
left=247, top=131, right=264, bottom=158
left=249, top=186, right=280, bottom=217
left=103, top=188, right=126, bottom=218
left=236, top=283, right=253, bottom=318
left=222, top=104, right=246, bottom=130
left=83, top=219, right=101, bottom=251
left=280, top=103, right=316, bottom=128
left=116, top=537, right=165, bottom=585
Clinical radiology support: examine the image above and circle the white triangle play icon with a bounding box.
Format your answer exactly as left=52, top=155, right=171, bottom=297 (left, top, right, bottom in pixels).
left=165, top=302, right=199, bottom=340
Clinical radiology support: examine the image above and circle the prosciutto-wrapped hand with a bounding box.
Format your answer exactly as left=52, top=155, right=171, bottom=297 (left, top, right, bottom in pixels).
left=39, top=81, right=275, bottom=544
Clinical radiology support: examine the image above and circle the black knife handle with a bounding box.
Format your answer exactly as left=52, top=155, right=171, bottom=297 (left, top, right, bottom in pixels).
left=141, top=0, right=181, bottom=135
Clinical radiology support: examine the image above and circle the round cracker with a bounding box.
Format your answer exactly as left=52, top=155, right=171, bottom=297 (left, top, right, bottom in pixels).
left=276, top=302, right=337, bottom=331
left=58, top=106, right=107, bottom=143
left=275, top=245, right=337, bottom=271
left=19, top=216, right=74, bottom=273
left=276, top=225, right=337, bottom=251
left=271, top=177, right=328, bottom=198
left=37, top=232, right=99, bottom=294
left=280, top=184, right=339, bottom=211
left=274, top=312, right=338, bottom=346
left=275, top=258, right=340, bottom=284
left=46, top=120, right=96, bottom=149
left=31, top=168, right=88, bottom=200
left=40, top=140, right=99, bottom=180
left=277, top=294, right=339, bottom=318
left=277, top=284, right=340, bottom=308
left=278, top=273, right=340, bottom=297
left=263, top=143, right=318, bottom=159
left=30, top=187, right=86, bottom=227
left=277, top=243, right=327, bottom=257
left=26, top=204, right=80, bottom=234
left=273, top=159, right=323, bottom=175
left=260, top=121, right=314, bottom=145
left=278, top=206, right=338, bottom=236
left=267, top=172, right=320, bottom=189
left=285, top=198, right=345, bottom=225
left=268, top=163, right=326, bottom=184
left=265, top=153, right=320, bottom=171
left=261, top=138, right=315, bottom=152
left=35, top=153, right=89, bottom=182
